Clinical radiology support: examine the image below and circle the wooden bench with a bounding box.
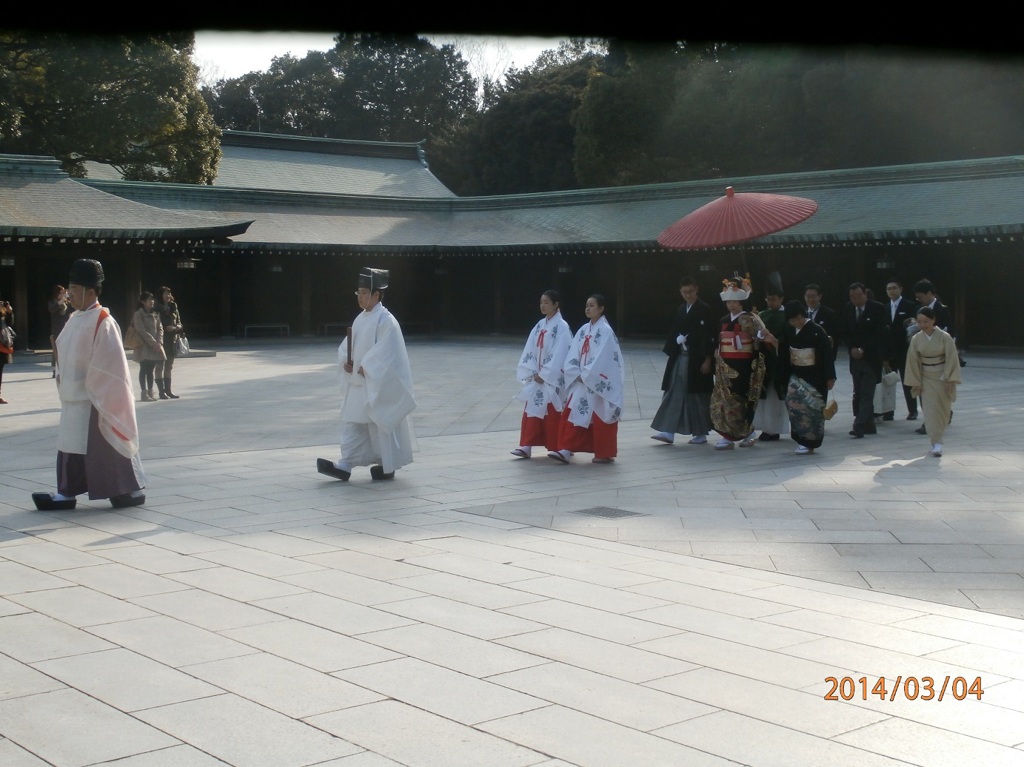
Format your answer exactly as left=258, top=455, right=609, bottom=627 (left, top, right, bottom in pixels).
left=402, top=321, right=434, bottom=335
left=319, top=322, right=348, bottom=337
left=239, top=323, right=290, bottom=338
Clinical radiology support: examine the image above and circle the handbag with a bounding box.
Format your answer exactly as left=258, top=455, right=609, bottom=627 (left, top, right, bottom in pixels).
left=123, top=324, right=144, bottom=350
left=175, top=335, right=190, bottom=356
left=823, top=397, right=838, bottom=420
left=0, top=322, right=14, bottom=350
left=881, top=369, right=901, bottom=386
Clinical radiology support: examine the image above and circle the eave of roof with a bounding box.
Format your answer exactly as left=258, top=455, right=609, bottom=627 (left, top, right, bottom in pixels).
left=221, top=130, right=428, bottom=161
left=79, top=155, right=1024, bottom=249
left=0, top=156, right=254, bottom=240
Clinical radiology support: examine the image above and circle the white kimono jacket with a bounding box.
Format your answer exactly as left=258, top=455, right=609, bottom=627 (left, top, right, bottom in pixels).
left=515, top=310, right=572, bottom=418
left=55, top=303, right=141, bottom=460
left=338, top=303, right=416, bottom=470
left=562, top=315, right=625, bottom=428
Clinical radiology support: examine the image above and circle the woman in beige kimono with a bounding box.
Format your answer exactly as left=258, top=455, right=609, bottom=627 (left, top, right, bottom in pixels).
left=903, top=306, right=961, bottom=457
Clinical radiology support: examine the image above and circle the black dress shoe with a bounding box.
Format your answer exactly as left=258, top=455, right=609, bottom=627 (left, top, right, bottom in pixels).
left=370, top=465, right=395, bottom=480
left=915, top=425, right=927, bottom=435
left=317, top=458, right=350, bottom=481
left=757, top=433, right=780, bottom=442
left=31, top=492, right=76, bottom=511
left=907, top=413, right=918, bottom=421
left=849, top=429, right=865, bottom=438
left=882, top=413, right=895, bottom=422
left=110, top=493, right=146, bottom=508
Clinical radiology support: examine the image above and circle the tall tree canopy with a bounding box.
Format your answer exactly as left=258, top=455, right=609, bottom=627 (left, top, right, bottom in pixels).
left=204, top=33, right=478, bottom=144
left=0, top=31, right=220, bottom=183
left=429, top=39, right=606, bottom=196
left=570, top=43, right=1024, bottom=188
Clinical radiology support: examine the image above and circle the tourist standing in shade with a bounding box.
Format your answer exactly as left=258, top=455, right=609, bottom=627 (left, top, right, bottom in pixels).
left=0, top=291, right=13, bottom=404
left=157, top=286, right=183, bottom=399
left=132, top=291, right=166, bottom=401
left=48, top=284, right=71, bottom=378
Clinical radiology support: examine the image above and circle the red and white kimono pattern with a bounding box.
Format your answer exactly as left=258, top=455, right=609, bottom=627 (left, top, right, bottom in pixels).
left=563, top=316, right=624, bottom=428
left=516, top=311, right=572, bottom=418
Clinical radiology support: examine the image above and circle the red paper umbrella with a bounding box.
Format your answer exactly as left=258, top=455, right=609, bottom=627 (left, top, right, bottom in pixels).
left=658, top=186, right=818, bottom=250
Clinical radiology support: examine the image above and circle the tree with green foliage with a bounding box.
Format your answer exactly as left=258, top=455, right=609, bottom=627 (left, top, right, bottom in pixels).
left=203, top=51, right=349, bottom=137
left=430, top=39, right=605, bottom=196
left=0, top=31, right=220, bottom=183
left=332, top=33, right=478, bottom=143
left=204, top=34, right=478, bottom=146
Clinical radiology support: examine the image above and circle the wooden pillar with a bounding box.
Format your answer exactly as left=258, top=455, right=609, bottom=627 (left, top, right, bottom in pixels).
left=954, top=250, right=967, bottom=346
left=300, top=254, right=312, bottom=336
left=616, top=252, right=626, bottom=335
left=124, top=250, right=142, bottom=321
left=219, top=253, right=232, bottom=337
left=10, top=253, right=28, bottom=345
left=493, top=257, right=502, bottom=333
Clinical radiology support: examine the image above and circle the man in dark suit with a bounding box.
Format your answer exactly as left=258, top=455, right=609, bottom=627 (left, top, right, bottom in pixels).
left=841, top=282, right=891, bottom=437
left=650, top=276, right=716, bottom=445
left=912, top=278, right=954, bottom=334
left=803, top=284, right=839, bottom=361
left=883, top=278, right=919, bottom=420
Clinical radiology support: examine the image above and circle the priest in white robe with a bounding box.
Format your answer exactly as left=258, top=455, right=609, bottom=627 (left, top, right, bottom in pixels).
left=32, top=259, right=147, bottom=510
left=318, top=268, right=416, bottom=481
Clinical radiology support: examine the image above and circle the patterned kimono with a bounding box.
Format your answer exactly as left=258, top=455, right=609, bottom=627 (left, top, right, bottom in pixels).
left=903, top=328, right=961, bottom=444
left=711, top=312, right=766, bottom=441
left=515, top=311, right=572, bottom=449
left=555, top=316, right=624, bottom=459
left=779, top=320, right=836, bottom=449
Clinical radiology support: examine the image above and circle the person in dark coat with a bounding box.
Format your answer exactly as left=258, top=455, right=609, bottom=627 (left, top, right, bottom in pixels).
left=841, top=282, right=891, bottom=438
left=650, top=276, right=716, bottom=445
left=912, top=278, right=954, bottom=334
left=883, top=278, right=919, bottom=420
left=778, top=301, right=836, bottom=454
left=803, top=283, right=839, bottom=362
left=48, top=284, right=71, bottom=378
left=912, top=278, right=956, bottom=433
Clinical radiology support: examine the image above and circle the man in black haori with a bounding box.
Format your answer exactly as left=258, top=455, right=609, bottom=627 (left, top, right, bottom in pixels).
left=650, top=276, right=715, bottom=446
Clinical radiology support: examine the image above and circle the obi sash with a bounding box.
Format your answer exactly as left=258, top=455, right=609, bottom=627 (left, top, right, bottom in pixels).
left=719, top=330, right=754, bottom=359
left=921, top=354, right=946, bottom=368
left=790, top=347, right=816, bottom=367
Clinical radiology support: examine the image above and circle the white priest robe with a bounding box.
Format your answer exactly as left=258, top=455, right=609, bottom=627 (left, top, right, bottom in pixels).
left=55, top=302, right=146, bottom=493
left=337, top=302, right=416, bottom=473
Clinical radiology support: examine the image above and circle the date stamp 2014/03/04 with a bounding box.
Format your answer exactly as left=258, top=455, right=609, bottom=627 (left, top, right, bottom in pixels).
left=824, top=676, right=984, bottom=702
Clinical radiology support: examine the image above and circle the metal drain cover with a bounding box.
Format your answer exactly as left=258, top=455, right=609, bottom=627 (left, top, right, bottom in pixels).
left=570, top=507, right=646, bottom=519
